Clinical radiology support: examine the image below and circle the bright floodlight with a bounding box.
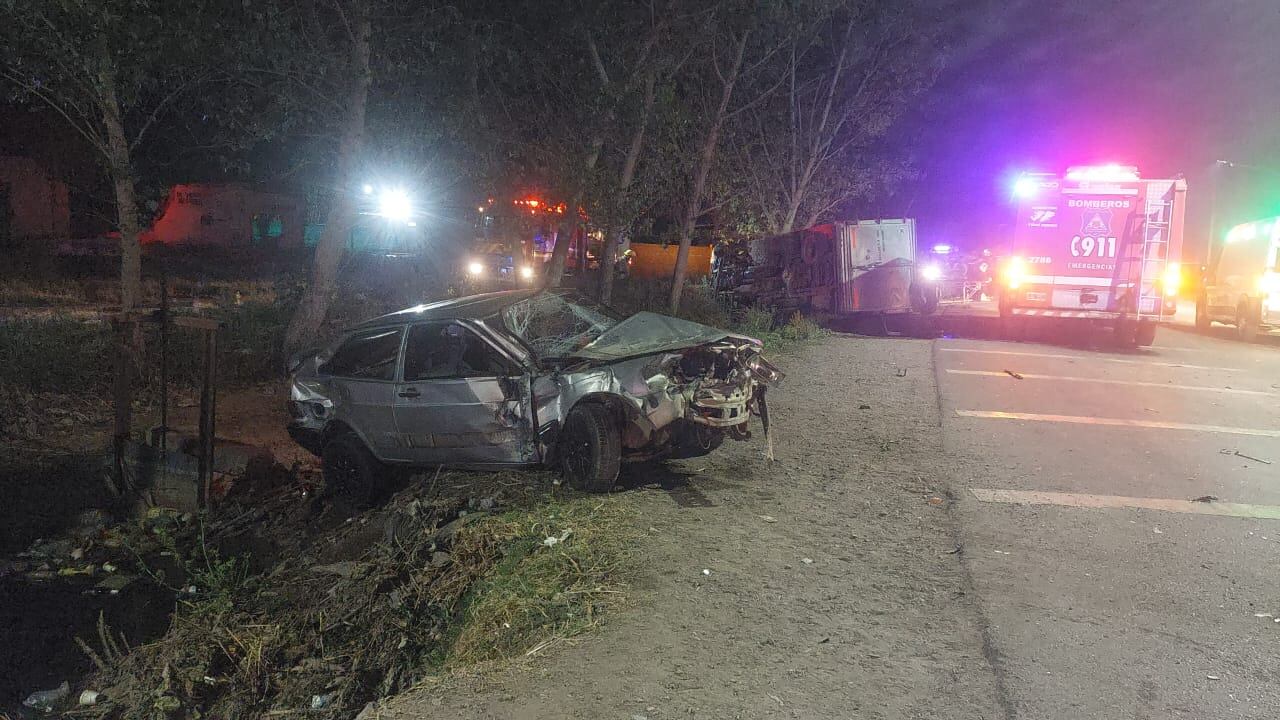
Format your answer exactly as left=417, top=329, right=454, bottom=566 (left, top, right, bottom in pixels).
left=378, top=189, right=413, bottom=222
left=932, top=244, right=952, bottom=255
left=519, top=265, right=535, bottom=279
left=921, top=263, right=942, bottom=281
left=1013, top=176, right=1037, bottom=198
left=467, top=261, right=484, bottom=276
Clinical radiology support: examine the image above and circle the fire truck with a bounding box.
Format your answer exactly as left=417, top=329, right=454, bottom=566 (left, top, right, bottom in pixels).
left=1000, top=165, right=1187, bottom=346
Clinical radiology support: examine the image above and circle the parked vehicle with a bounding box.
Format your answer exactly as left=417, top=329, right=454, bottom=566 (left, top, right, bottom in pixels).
left=718, top=218, right=940, bottom=318
left=287, top=290, right=784, bottom=501
left=1197, top=216, right=1280, bottom=340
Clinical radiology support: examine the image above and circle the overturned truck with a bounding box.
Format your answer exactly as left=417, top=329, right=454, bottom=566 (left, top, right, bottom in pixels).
left=716, top=219, right=939, bottom=319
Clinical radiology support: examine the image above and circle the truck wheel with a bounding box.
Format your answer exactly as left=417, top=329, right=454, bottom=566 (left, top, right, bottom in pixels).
left=1237, top=300, right=1260, bottom=342
left=559, top=403, right=621, bottom=493
left=910, top=283, right=939, bottom=315
left=322, top=432, right=386, bottom=507
left=1134, top=320, right=1157, bottom=346
left=1113, top=318, right=1138, bottom=347
left=1194, top=293, right=1212, bottom=331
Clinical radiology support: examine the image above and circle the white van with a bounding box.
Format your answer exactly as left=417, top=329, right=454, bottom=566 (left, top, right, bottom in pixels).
left=1197, top=217, right=1280, bottom=340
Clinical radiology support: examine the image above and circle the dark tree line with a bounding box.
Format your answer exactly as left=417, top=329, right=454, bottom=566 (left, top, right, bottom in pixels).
left=1, top=0, right=945, bottom=346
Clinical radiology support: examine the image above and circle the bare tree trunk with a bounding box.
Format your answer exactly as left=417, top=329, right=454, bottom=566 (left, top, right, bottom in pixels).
left=600, top=70, right=657, bottom=304
left=285, top=3, right=371, bottom=353
left=546, top=130, right=604, bottom=287
left=670, top=32, right=749, bottom=313
left=98, top=73, right=141, bottom=312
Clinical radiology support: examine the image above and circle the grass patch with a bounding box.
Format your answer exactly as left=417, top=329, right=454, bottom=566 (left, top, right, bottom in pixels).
left=77, top=478, right=635, bottom=719
left=447, top=496, right=634, bottom=665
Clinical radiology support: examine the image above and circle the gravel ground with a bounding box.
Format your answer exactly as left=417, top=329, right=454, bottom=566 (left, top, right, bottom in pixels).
left=378, top=334, right=1006, bottom=720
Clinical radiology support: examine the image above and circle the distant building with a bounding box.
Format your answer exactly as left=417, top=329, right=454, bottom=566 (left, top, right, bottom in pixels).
left=0, top=156, right=70, bottom=241
left=143, top=183, right=304, bottom=249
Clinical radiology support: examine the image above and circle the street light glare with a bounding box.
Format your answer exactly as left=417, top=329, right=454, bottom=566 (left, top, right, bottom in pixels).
left=361, top=184, right=374, bottom=195
left=378, top=188, right=413, bottom=222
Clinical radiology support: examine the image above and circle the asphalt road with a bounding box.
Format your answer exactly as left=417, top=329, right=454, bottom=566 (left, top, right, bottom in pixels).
left=939, top=325, right=1280, bottom=719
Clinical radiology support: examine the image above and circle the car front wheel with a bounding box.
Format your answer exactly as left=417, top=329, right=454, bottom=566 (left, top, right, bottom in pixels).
left=322, top=432, right=386, bottom=507
left=559, top=403, right=621, bottom=493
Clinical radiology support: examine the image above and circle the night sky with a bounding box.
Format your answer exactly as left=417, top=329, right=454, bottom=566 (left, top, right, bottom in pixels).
left=903, top=0, right=1280, bottom=261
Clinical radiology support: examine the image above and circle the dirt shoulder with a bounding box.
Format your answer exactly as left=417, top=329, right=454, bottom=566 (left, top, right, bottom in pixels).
left=379, top=335, right=1005, bottom=720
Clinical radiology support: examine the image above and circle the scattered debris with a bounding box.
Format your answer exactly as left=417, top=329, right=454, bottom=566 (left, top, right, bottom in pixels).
left=1191, top=495, right=1218, bottom=503
left=1153, top=527, right=1163, bottom=534
left=818, top=637, right=830, bottom=644
left=895, top=368, right=908, bottom=377
left=801, top=557, right=814, bottom=565
left=702, top=568, right=711, bottom=575
left=946, top=545, right=963, bottom=555
left=23, top=680, right=70, bottom=710
left=1220, top=448, right=1271, bottom=464
left=311, top=693, right=335, bottom=709
left=78, top=689, right=102, bottom=706
left=1003, top=369, right=1024, bottom=380
left=927, top=496, right=945, bottom=506
left=759, top=515, right=777, bottom=523
left=1253, top=612, right=1273, bottom=618
left=858, top=404, right=871, bottom=410
left=542, top=529, right=572, bottom=547
left=310, top=561, right=370, bottom=578
left=1207, top=674, right=1221, bottom=681
left=94, top=573, right=139, bottom=594
left=993, top=550, right=1011, bottom=555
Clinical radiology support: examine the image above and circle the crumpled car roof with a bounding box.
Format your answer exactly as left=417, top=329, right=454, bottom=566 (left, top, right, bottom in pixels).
left=572, top=311, right=757, bottom=362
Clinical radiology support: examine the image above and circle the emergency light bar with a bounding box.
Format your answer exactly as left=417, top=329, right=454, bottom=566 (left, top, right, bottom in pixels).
left=1064, top=164, right=1140, bottom=182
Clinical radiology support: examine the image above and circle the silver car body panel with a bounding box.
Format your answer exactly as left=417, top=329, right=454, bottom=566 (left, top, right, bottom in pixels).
left=288, top=292, right=783, bottom=469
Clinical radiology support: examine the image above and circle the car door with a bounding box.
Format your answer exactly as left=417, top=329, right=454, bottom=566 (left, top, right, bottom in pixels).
left=393, top=321, right=533, bottom=465
left=317, top=325, right=408, bottom=461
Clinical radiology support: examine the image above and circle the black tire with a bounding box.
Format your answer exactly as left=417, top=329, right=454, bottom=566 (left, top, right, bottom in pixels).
left=1237, top=300, right=1260, bottom=342
left=1134, top=320, right=1157, bottom=347
left=1113, top=318, right=1138, bottom=347
left=559, top=403, right=621, bottom=493
left=910, top=283, right=939, bottom=315
left=322, top=432, right=386, bottom=507
left=669, top=422, right=725, bottom=459
left=1194, top=293, right=1212, bottom=332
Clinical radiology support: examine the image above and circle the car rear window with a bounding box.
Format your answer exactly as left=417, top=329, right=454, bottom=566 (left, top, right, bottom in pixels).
left=320, top=327, right=403, bottom=380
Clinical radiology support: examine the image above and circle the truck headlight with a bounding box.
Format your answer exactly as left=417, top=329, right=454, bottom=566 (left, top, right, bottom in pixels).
left=920, top=263, right=942, bottom=282
left=1162, top=263, right=1182, bottom=296
left=1258, top=271, right=1280, bottom=295
left=467, top=261, right=484, bottom=276
left=1003, top=257, right=1027, bottom=290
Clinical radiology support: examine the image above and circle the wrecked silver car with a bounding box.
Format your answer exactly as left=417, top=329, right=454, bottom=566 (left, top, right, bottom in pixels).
left=287, top=290, right=783, bottom=498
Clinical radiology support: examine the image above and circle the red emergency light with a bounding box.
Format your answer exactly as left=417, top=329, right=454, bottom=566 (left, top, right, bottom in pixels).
left=1064, top=164, right=1139, bottom=182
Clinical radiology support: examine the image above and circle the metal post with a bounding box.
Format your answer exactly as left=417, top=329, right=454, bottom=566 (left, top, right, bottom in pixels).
left=159, top=274, right=169, bottom=450
left=197, top=328, right=217, bottom=507
left=112, top=317, right=136, bottom=493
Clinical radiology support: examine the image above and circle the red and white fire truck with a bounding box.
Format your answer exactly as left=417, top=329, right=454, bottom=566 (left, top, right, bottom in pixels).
left=999, top=165, right=1187, bottom=346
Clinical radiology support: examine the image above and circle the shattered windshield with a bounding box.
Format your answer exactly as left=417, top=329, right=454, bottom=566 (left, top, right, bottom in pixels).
left=502, top=292, right=620, bottom=358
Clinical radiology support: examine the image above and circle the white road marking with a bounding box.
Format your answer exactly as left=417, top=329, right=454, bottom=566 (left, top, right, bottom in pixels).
left=945, top=369, right=1274, bottom=396
left=970, top=488, right=1280, bottom=521
left=938, top=346, right=1241, bottom=372
left=956, top=410, right=1280, bottom=438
